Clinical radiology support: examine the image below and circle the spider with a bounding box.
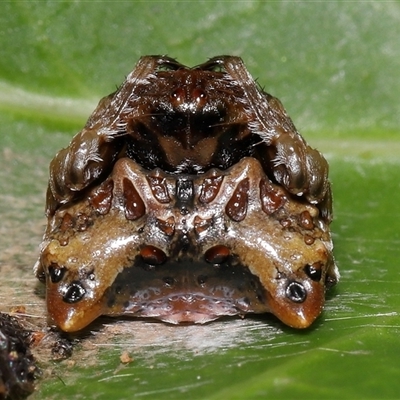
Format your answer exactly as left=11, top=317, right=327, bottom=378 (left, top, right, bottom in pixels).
left=35, top=56, right=338, bottom=332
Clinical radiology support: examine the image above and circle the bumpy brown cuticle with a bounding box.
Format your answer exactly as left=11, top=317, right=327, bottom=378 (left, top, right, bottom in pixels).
left=60, top=212, right=74, bottom=231
left=146, top=176, right=171, bottom=203
left=259, top=178, right=286, bottom=214
left=155, top=217, right=175, bottom=236
left=36, top=55, right=338, bottom=332
left=225, top=178, right=250, bottom=222
left=123, top=178, right=146, bottom=220
left=193, top=215, right=212, bottom=235
left=300, top=210, right=315, bottom=230
left=304, top=235, right=315, bottom=245
left=89, top=179, right=114, bottom=215
left=199, top=175, right=224, bottom=203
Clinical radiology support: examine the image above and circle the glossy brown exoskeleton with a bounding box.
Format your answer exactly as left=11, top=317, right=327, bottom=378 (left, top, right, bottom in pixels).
left=35, top=56, right=339, bottom=332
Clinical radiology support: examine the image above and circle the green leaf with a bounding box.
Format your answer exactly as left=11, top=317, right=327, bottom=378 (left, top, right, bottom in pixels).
left=1, top=2, right=399, bottom=399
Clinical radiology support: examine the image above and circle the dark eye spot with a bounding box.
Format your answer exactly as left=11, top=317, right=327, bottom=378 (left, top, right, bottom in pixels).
left=48, top=263, right=66, bottom=283
left=192, top=87, right=206, bottom=104
left=170, top=87, right=185, bottom=104
left=325, top=272, right=338, bottom=288
left=286, top=281, right=307, bottom=303
left=63, top=281, right=86, bottom=303
left=304, top=263, right=322, bottom=281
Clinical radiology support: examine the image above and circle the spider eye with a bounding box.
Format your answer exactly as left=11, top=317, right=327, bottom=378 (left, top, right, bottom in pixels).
left=286, top=281, right=307, bottom=303
left=304, top=263, right=322, bottom=282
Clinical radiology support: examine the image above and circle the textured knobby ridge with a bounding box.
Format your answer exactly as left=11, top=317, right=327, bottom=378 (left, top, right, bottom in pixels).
left=34, top=56, right=339, bottom=333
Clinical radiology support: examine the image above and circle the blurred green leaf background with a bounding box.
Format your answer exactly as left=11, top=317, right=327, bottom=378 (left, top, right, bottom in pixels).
left=0, top=1, right=399, bottom=399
